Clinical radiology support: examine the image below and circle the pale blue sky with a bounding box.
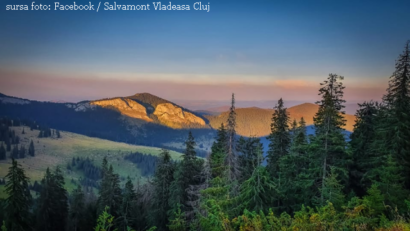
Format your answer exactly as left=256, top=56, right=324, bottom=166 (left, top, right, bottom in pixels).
left=0, top=0, right=409, bottom=102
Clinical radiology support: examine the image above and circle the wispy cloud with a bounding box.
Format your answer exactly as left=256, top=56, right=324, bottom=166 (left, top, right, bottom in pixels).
left=0, top=68, right=386, bottom=103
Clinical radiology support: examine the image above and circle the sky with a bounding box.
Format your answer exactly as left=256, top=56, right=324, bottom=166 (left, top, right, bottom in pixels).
left=0, top=0, right=410, bottom=105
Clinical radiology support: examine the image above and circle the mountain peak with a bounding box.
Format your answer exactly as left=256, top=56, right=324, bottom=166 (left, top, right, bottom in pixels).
left=128, top=93, right=171, bottom=107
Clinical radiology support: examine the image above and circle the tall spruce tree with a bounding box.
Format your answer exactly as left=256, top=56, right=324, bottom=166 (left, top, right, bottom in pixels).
left=238, top=143, right=275, bottom=212
left=97, top=164, right=122, bottom=218
left=267, top=98, right=291, bottom=176
left=349, top=101, right=379, bottom=196
left=68, top=185, right=85, bottom=231
left=312, top=74, right=347, bottom=206
left=210, top=124, right=228, bottom=179
left=4, top=159, right=32, bottom=231
left=169, top=132, right=204, bottom=224
left=150, top=149, right=175, bottom=231
left=18, top=146, right=25, bottom=159
left=118, top=177, right=138, bottom=231
left=200, top=125, right=230, bottom=219
left=36, top=167, right=68, bottom=231
left=383, top=41, right=410, bottom=188
left=237, top=137, right=264, bottom=183
left=277, top=117, right=309, bottom=213
left=226, top=93, right=239, bottom=183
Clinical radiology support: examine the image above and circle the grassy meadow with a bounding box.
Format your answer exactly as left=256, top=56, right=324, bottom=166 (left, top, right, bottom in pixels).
left=0, top=126, right=182, bottom=198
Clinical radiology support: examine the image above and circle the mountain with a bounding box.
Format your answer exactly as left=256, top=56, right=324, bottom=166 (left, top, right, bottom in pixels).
left=0, top=92, right=214, bottom=156
left=83, top=93, right=207, bottom=129
left=0, top=93, right=356, bottom=154
left=206, top=103, right=355, bottom=137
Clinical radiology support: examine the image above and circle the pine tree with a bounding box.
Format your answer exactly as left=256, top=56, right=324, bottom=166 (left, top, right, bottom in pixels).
left=0, top=144, right=6, bottom=160
left=237, top=137, right=264, bottom=183
left=150, top=149, right=175, bottom=231
left=349, top=101, right=379, bottom=196
left=53, top=167, right=69, bottom=230
left=18, top=146, right=25, bottom=159
left=267, top=98, right=291, bottom=176
left=238, top=143, right=275, bottom=212
left=4, top=159, right=32, bottom=231
left=119, top=177, right=138, bottom=231
left=373, top=154, right=408, bottom=211
left=97, top=164, right=122, bottom=218
left=169, top=132, right=204, bottom=224
left=36, top=167, right=68, bottom=231
left=200, top=125, right=231, bottom=219
left=210, top=124, right=228, bottom=179
left=312, top=74, right=347, bottom=206
left=226, top=93, right=239, bottom=183
left=28, top=140, right=35, bottom=157
left=69, top=185, right=85, bottom=231
left=317, top=167, right=345, bottom=209
left=383, top=41, right=410, bottom=188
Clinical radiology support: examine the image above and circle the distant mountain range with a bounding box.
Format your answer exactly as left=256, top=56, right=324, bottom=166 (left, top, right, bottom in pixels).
left=0, top=92, right=356, bottom=153
left=204, top=103, right=355, bottom=137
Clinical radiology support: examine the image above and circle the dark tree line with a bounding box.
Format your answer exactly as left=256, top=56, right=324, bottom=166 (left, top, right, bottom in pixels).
left=124, top=152, right=158, bottom=177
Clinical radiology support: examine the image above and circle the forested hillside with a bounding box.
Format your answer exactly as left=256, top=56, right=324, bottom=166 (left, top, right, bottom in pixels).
left=0, top=119, right=182, bottom=198
left=1, top=42, right=410, bottom=231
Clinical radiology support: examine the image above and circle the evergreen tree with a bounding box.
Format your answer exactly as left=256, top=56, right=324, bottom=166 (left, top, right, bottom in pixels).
left=267, top=98, right=291, bottom=176
left=226, top=93, right=239, bottom=183
left=0, top=144, right=6, bottom=160
left=69, top=185, right=85, bottom=231
left=97, top=164, right=122, bottom=218
left=210, top=124, right=228, bottom=179
left=373, top=154, right=408, bottom=211
left=318, top=167, right=345, bottom=209
left=118, top=177, right=138, bottom=231
left=36, top=167, right=68, bottom=231
left=201, top=125, right=231, bottom=219
left=383, top=41, right=410, bottom=188
left=312, top=74, right=348, bottom=206
left=277, top=117, right=310, bottom=213
left=349, top=101, right=379, bottom=196
left=169, top=132, right=204, bottom=224
left=4, top=159, right=32, bottom=231
left=237, top=137, right=264, bottom=183
left=18, top=146, right=25, bottom=159
left=238, top=143, right=275, bottom=212
left=150, top=149, right=175, bottom=230
left=28, top=140, right=35, bottom=157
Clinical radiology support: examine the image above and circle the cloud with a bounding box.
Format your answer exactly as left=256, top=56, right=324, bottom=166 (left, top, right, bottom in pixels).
left=0, top=68, right=386, bottom=103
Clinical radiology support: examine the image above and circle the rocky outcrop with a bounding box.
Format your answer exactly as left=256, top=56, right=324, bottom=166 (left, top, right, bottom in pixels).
left=91, top=98, right=152, bottom=122
left=153, top=103, right=206, bottom=128
left=0, top=96, right=30, bottom=105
